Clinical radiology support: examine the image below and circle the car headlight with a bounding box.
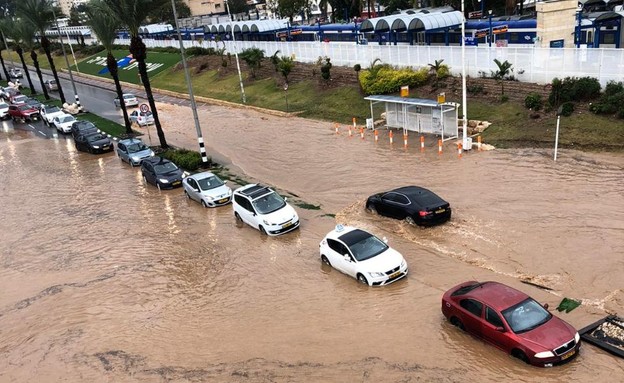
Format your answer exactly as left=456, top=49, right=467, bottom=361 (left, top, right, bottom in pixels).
left=149, top=151, right=155, bottom=157
left=401, top=259, right=407, bottom=268
left=92, top=145, right=100, bottom=149
left=182, top=171, right=190, bottom=178
left=159, top=178, right=170, bottom=183
left=131, top=156, right=140, bottom=161
left=534, top=351, right=555, bottom=358
left=263, top=219, right=273, bottom=226
left=574, top=332, right=580, bottom=343
left=368, top=272, right=386, bottom=278
left=205, top=196, right=214, bottom=201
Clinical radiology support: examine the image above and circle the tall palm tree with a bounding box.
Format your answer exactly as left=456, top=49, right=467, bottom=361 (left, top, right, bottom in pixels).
left=16, top=20, right=50, bottom=100
left=0, top=33, right=11, bottom=81
left=16, top=0, right=66, bottom=104
left=85, top=0, right=132, bottom=134
left=102, top=0, right=169, bottom=148
left=3, top=20, right=37, bottom=95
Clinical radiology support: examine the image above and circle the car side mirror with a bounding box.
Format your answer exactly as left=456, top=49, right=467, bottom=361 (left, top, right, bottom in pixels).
left=193, top=187, right=199, bottom=192
left=496, top=327, right=506, bottom=333
left=543, top=303, right=549, bottom=310
left=343, top=254, right=351, bottom=262
left=284, top=197, right=288, bottom=201
left=382, top=236, right=388, bottom=244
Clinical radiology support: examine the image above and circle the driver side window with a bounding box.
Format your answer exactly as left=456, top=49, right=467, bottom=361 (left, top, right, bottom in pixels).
left=486, top=306, right=504, bottom=328
left=188, top=179, right=197, bottom=189
left=460, top=299, right=483, bottom=317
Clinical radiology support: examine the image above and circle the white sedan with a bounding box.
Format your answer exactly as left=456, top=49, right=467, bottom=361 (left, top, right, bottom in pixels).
left=129, top=110, right=154, bottom=126
left=183, top=171, right=232, bottom=207
left=319, top=225, right=408, bottom=286
left=52, top=113, right=77, bottom=133
left=114, top=93, right=139, bottom=108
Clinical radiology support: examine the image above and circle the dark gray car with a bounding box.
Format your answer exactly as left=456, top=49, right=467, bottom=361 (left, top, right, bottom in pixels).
left=71, top=121, right=98, bottom=139
left=140, top=157, right=184, bottom=190
left=74, top=132, right=113, bottom=154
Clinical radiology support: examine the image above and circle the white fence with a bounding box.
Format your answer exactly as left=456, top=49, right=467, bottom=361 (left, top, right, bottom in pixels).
left=114, top=38, right=624, bottom=86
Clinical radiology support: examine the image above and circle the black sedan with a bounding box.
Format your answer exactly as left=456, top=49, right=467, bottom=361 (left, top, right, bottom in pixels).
left=74, top=132, right=113, bottom=154
left=366, top=186, right=451, bottom=226
left=140, top=157, right=185, bottom=190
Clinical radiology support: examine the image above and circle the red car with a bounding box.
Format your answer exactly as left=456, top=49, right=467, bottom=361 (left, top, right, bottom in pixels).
left=442, top=281, right=580, bottom=367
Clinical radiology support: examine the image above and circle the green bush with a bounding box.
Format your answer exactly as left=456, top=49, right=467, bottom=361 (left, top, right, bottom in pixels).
left=468, top=84, right=484, bottom=94
left=573, top=77, right=601, bottom=101
left=320, top=57, right=332, bottom=80
left=353, top=64, right=361, bottom=72
left=618, top=107, right=624, bottom=119
left=436, top=64, right=450, bottom=79
left=160, top=149, right=205, bottom=171
left=604, top=81, right=624, bottom=97
left=560, top=102, right=574, bottom=117
left=524, top=92, right=543, bottom=110
left=500, top=95, right=509, bottom=103
left=186, top=47, right=216, bottom=56
left=548, top=76, right=601, bottom=106
left=359, top=66, right=429, bottom=95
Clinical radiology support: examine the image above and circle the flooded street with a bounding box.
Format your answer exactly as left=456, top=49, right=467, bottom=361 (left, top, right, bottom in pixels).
left=1, top=103, right=623, bottom=382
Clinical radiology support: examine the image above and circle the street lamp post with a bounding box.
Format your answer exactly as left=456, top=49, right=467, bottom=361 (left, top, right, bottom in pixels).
left=554, top=106, right=563, bottom=161
left=284, top=83, right=289, bottom=112
left=52, top=7, right=81, bottom=109
left=171, top=0, right=209, bottom=166
left=488, top=9, right=493, bottom=47
left=224, top=0, right=247, bottom=104
left=460, top=0, right=468, bottom=149
left=478, top=0, right=485, bottom=16
left=576, top=6, right=583, bottom=48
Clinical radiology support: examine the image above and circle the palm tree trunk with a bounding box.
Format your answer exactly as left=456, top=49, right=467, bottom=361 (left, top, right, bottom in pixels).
left=41, top=36, right=66, bottom=104
left=107, top=52, right=132, bottom=135
left=16, top=48, right=36, bottom=95
left=0, top=50, right=8, bottom=81
left=130, top=36, right=168, bottom=148
left=31, top=50, right=50, bottom=100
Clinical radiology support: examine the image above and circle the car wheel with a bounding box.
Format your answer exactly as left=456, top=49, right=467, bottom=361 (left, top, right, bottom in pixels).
left=357, top=274, right=369, bottom=285
left=321, top=255, right=331, bottom=266
left=157, top=183, right=161, bottom=191
left=201, top=200, right=208, bottom=208
left=259, top=225, right=267, bottom=235
left=366, top=203, right=377, bottom=215
left=406, top=216, right=416, bottom=225
left=511, top=349, right=530, bottom=364
left=143, top=175, right=148, bottom=185
left=184, top=190, right=190, bottom=200
left=450, top=317, right=465, bottom=331
left=234, top=212, right=242, bottom=221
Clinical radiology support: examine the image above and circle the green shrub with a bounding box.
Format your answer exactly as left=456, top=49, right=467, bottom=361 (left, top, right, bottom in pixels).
left=186, top=47, right=216, bottom=56
left=524, top=92, right=543, bottom=110
left=549, top=76, right=601, bottom=106
left=500, top=95, right=509, bottom=103
left=604, top=81, right=624, bottom=97
left=359, top=66, right=429, bottom=95
left=618, top=107, right=624, bottom=119
left=353, top=64, right=361, bottom=72
left=573, top=77, right=601, bottom=101
left=468, top=84, right=484, bottom=94
left=436, top=65, right=450, bottom=79
left=560, top=102, right=574, bottom=117
left=320, top=57, right=332, bottom=80
left=160, top=149, right=205, bottom=171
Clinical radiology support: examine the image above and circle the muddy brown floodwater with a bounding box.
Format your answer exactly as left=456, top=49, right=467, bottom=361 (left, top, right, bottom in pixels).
left=1, top=101, right=623, bottom=382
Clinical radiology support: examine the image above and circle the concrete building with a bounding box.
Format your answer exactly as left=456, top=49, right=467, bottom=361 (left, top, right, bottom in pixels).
left=185, top=0, right=226, bottom=16
left=535, top=0, right=579, bottom=48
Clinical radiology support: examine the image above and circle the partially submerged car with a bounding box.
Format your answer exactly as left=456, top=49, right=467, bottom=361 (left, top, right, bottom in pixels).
left=116, top=138, right=154, bottom=166
left=366, top=186, right=452, bottom=226
left=183, top=171, right=232, bottom=207
left=232, top=184, right=299, bottom=236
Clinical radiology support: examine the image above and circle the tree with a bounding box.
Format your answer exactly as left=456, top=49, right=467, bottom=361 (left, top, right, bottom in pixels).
left=492, top=59, right=513, bottom=95
left=0, top=38, right=10, bottom=81
left=17, top=0, right=67, bottom=104
left=1, top=20, right=37, bottom=95
left=85, top=0, right=132, bottom=135
left=226, top=0, right=249, bottom=19
left=17, top=20, right=50, bottom=100
left=103, top=0, right=170, bottom=148
left=277, top=55, right=295, bottom=84
left=277, top=0, right=308, bottom=20
left=379, top=0, right=411, bottom=15
left=239, top=47, right=264, bottom=79
left=147, top=0, right=190, bottom=25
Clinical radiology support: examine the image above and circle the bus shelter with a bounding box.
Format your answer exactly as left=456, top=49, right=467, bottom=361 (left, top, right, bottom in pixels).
left=364, top=95, right=459, bottom=141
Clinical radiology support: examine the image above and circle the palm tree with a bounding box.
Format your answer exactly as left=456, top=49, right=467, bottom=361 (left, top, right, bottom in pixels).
left=17, top=0, right=67, bottom=104
left=493, top=59, right=514, bottom=95
left=16, top=20, right=50, bottom=100
left=102, top=0, right=170, bottom=148
left=2, top=20, right=37, bottom=95
left=84, top=0, right=132, bottom=135
left=0, top=30, right=12, bottom=81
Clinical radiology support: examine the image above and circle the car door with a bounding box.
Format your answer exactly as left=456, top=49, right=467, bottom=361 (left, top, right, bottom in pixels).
left=379, top=192, right=407, bottom=219
left=481, top=306, right=511, bottom=351
left=458, top=298, right=484, bottom=338
left=117, top=143, right=128, bottom=163
left=326, top=239, right=346, bottom=272
left=142, top=162, right=155, bottom=185
left=186, top=178, right=201, bottom=202
left=235, top=195, right=256, bottom=227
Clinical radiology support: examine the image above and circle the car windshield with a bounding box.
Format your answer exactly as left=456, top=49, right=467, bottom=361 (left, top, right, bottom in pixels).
left=76, top=122, right=96, bottom=130
left=502, top=298, right=553, bottom=334
left=86, top=133, right=107, bottom=142
left=0, top=103, right=7, bottom=108
left=124, top=95, right=135, bottom=99
left=18, top=105, right=32, bottom=111
left=346, top=233, right=389, bottom=261
left=252, top=192, right=286, bottom=215
left=127, top=143, right=149, bottom=153
left=154, top=162, right=178, bottom=173
left=60, top=116, right=75, bottom=123
left=46, top=106, right=61, bottom=113
left=197, top=175, right=224, bottom=191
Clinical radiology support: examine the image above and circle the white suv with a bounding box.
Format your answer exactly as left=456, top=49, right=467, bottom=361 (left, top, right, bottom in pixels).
left=319, top=225, right=408, bottom=286
left=232, top=184, right=300, bottom=236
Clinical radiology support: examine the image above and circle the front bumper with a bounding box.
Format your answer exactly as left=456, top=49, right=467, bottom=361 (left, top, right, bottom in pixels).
left=533, top=343, right=581, bottom=367
left=370, top=265, right=409, bottom=286
left=266, top=219, right=300, bottom=236
left=157, top=179, right=183, bottom=189
left=203, top=196, right=232, bottom=207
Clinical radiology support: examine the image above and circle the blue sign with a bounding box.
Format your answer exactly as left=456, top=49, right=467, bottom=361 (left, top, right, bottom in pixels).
left=464, top=37, right=478, bottom=46
left=550, top=39, right=564, bottom=48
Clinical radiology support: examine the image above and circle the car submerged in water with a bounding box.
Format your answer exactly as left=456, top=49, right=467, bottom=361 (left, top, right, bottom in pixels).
left=366, top=186, right=452, bottom=226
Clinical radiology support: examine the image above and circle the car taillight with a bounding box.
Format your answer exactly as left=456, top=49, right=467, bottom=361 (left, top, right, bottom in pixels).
left=419, top=210, right=432, bottom=217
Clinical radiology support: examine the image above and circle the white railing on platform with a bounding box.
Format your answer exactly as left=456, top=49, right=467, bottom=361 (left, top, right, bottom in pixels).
left=113, top=38, right=624, bottom=86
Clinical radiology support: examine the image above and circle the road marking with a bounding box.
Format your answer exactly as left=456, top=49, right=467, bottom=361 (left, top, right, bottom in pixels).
left=28, top=124, right=48, bottom=137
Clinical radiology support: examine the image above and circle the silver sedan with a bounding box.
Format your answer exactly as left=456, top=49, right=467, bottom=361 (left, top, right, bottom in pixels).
left=182, top=172, right=232, bottom=207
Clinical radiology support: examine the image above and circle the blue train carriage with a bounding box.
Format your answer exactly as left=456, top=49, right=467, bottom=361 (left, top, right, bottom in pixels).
left=462, top=18, right=537, bottom=47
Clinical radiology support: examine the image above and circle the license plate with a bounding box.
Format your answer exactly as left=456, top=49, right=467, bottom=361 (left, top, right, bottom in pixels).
left=102, top=145, right=109, bottom=149
left=172, top=181, right=181, bottom=185
left=435, top=208, right=445, bottom=214
left=390, top=271, right=401, bottom=279
left=282, top=222, right=293, bottom=229
left=218, top=198, right=229, bottom=203
left=561, top=349, right=575, bottom=360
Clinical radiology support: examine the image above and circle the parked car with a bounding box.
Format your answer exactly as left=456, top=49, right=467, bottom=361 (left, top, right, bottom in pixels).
left=116, top=138, right=154, bottom=166
left=74, top=132, right=113, bottom=154
left=441, top=281, right=581, bottom=367
left=183, top=171, right=232, bottom=207
left=10, top=94, right=29, bottom=105
left=9, top=68, right=23, bottom=78
left=0, top=102, right=9, bottom=120
left=44, top=79, right=58, bottom=91
left=113, top=93, right=139, bottom=108
left=40, top=105, right=66, bottom=126
left=52, top=114, right=77, bottom=134
left=8, top=104, right=40, bottom=123
left=319, top=225, right=408, bottom=286
left=70, top=120, right=98, bottom=139
left=232, top=184, right=299, bottom=236
left=366, top=186, right=452, bottom=226
left=140, top=157, right=185, bottom=190
left=0, top=87, right=19, bottom=101
left=25, top=98, right=42, bottom=111
left=129, top=110, right=154, bottom=126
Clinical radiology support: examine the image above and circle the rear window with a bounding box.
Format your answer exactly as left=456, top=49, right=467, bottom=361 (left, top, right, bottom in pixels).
left=451, top=282, right=486, bottom=297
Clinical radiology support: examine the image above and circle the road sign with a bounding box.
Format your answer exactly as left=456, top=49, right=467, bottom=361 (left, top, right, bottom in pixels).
left=464, top=36, right=478, bottom=46
left=468, top=11, right=482, bottom=19
left=140, top=103, right=150, bottom=113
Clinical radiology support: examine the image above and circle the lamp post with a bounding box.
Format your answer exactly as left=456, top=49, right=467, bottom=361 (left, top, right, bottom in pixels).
left=576, top=6, right=582, bottom=48
left=554, top=106, right=563, bottom=161
left=284, top=83, right=289, bottom=112
left=460, top=0, right=468, bottom=149
left=65, top=30, right=79, bottom=73
left=478, top=0, right=485, bottom=16
left=488, top=10, right=493, bottom=47
left=171, top=0, right=209, bottom=166
left=52, top=7, right=80, bottom=109
left=224, top=0, right=247, bottom=104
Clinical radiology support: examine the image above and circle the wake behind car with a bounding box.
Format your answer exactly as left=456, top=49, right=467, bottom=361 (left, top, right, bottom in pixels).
left=441, top=281, right=581, bottom=367
left=319, top=225, right=408, bottom=286
left=114, top=93, right=139, bottom=108
left=232, top=184, right=299, bottom=236
left=366, top=186, right=451, bottom=226
left=51, top=113, right=77, bottom=133
left=116, top=138, right=154, bottom=166
left=74, top=132, right=113, bottom=154
left=140, top=157, right=185, bottom=190
left=183, top=171, right=232, bottom=207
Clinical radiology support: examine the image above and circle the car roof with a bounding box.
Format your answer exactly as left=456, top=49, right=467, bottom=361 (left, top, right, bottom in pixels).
left=119, top=138, right=144, bottom=145
left=324, top=225, right=361, bottom=240
left=454, top=281, right=529, bottom=311
left=390, top=186, right=446, bottom=204
left=143, top=156, right=170, bottom=165
left=190, top=171, right=216, bottom=180
left=236, top=184, right=273, bottom=199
